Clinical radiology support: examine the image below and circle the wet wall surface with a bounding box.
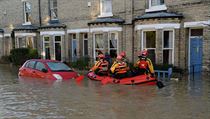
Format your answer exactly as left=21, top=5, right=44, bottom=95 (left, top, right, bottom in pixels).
left=0, top=64, right=210, bottom=119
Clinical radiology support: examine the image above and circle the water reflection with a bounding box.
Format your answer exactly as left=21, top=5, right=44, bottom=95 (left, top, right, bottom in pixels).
left=0, top=64, right=210, bottom=119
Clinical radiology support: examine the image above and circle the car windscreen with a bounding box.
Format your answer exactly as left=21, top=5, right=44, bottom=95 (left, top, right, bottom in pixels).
left=47, top=62, right=73, bottom=72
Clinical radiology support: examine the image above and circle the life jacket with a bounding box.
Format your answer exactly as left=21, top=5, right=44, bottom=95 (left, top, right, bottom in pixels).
left=115, top=62, right=128, bottom=74
left=138, top=57, right=148, bottom=69
left=98, top=60, right=109, bottom=73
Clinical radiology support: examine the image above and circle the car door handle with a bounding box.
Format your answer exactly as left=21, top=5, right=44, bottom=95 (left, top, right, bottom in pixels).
left=32, top=71, right=36, bottom=73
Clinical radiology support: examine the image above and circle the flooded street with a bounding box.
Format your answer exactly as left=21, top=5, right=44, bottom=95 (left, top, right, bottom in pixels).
left=0, top=64, right=210, bottom=119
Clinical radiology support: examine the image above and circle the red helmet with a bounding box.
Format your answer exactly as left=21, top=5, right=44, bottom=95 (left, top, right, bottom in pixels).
left=120, top=51, right=126, bottom=57
left=116, top=55, right=122, bottom=60
left=98, top=54, right=105, bottom=59
left=139, top=49, right=148, bottom=57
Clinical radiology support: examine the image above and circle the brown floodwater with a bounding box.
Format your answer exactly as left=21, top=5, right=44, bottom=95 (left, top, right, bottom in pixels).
left=0, top=64, right=210, bottom=119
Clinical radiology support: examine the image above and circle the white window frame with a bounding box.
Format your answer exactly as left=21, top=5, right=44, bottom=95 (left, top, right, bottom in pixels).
left=71, top=34, right=77, bottom=61
left=43, top=36, right=50, bottom=59
left=162, top=29, right=175, bottom=64
left=50, top=0, right=58, bottom=20
left=53, top=35, right=62, bottom=61
left=93, top=33, right=104, bottom=60
left=141, top=30, right=157, bottom=63
left=23, top=1, right=32, bottom=25
left=146, top=0, right=167, bottom=13
left=98, top=0, right=113, bottom=17
left=83, top=33, right=88, bottom=56
left=108, top=32, right=118, bottom=57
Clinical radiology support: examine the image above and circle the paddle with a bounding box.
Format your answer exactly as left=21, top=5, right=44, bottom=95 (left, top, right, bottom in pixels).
left=156, top=78, right=164, bottom=89
left=149, top=73, right=165, bottom=89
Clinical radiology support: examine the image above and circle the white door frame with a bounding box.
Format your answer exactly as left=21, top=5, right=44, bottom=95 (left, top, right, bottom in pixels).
left=188, top=28, right=203, bottom=72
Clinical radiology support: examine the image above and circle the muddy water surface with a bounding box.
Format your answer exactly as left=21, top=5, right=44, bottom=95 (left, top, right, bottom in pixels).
left=0, top=64, right=210, bottom=119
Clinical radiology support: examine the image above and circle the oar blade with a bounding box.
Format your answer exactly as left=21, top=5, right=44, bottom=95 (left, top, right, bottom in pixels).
left=156, top=80, right=164, bottom=89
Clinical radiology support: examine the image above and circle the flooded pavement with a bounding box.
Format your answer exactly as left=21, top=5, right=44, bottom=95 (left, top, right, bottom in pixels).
left=0, top=64, right=210, bottom=119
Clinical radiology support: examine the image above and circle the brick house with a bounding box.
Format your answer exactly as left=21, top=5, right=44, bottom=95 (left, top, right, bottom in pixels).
left=0, top=0, right=209, bottom=72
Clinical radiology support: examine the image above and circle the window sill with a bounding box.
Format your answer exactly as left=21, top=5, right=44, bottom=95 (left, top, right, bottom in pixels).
left=22, top=22, right=31, bottom=26
left=145, top=5, right=167, bottom=13
left=98, top=13, right=113, bottom=18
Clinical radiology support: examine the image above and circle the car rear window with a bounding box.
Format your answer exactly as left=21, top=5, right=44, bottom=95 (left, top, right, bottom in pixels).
left=46, top=62, right=72, bottom=72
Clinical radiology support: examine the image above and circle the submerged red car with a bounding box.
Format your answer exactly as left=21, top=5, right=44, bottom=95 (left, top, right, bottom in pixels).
left=18, top=59, right=79, bottom=81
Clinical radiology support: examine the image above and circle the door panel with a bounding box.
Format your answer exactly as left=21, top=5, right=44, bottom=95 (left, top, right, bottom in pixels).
left=190, top=37, right=203, bottom=73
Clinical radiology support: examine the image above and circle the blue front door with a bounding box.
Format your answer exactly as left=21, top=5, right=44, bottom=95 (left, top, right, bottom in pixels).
left=190, top=37, right=203, bottom=73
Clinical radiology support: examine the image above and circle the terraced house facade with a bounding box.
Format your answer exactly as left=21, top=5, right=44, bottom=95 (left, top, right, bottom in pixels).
left=0, top=0, right=210, bottom=72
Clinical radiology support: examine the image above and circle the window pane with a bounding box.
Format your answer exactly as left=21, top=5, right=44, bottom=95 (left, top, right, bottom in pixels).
left=44, top=37, right=50, bottom=41
left=164, top=31, right=173, bottom=48
left=101, top=0, right=112, bottom=14
left=47, top=62, right=72, bottom=72
left=72, top=34, right=76, bottom=39
left=19, top=38, right=26, bottom=48
left=25, top=61, right=30, bottom=68
left=27, top=37, right=33, bottom=48
left=28, top=61, right=36, bottom=69
left=35, top=62, right=46, bottom=71
left=25, top=2, right=31, bottom=12
left=144, top=31, right=156, bottom=48
left=44, top=37, right=51, bottom=59
left=53, top=0, right=57, bottom=8
left=84, top=33, right=88, bottom=39
left=110, top=33, right=117, bottom=48
left=55, top=36, right=61, bottom=42
left=84, top=40, right=88, bottom=56
left=163, top=50, right=172, bottom=64
left=110, top=50, right=117, bottom=58
left=151, top=0, right=164, bottom=6
left=148, top=50, right=156, bottom=64
left=95, top=34, right=104, bottom=49
left=55, top=43, right=61, bottom=61
left=191, top=29, right=203, bottom=36
left=50, top=0, right=58, bottom=19
left=24, top=2, right=32, bottom=22
left=160, top=0, right=164, bottom=5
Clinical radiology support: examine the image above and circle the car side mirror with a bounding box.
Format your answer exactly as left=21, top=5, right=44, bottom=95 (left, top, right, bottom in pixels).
left=41, top=68, right=48, bottom=73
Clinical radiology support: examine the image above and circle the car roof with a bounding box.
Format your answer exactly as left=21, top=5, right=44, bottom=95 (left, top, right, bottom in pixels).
left=28, top=59, right=60, bottom=63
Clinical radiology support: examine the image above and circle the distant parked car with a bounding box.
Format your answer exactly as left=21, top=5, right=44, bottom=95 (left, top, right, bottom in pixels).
left=18, top=59, right=79, bottom=81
